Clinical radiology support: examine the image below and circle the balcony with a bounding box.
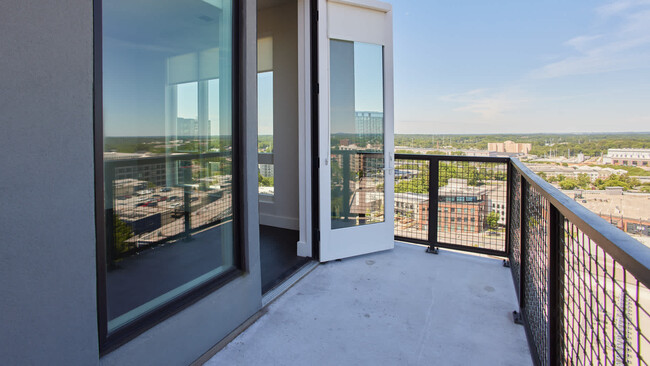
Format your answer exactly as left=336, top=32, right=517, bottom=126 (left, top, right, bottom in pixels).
left=206, top=242, right=531, bottom=365
left=204, top=154, right=650, bottom=366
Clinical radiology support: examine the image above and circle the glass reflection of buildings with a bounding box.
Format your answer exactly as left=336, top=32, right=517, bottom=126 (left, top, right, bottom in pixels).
left=331, top=111, right=385, bottom=226
left=355, top=111, right=383, bottom=149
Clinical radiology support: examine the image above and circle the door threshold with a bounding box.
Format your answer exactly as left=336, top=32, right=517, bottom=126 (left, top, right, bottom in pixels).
left=261, top=260, right=319, bottom=307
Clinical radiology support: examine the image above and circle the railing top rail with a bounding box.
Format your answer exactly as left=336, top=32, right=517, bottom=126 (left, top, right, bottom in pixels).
left=104, top=151, right=230, bottom=168
left=395, top=153, right=509, bottom=164
left=511, top=157, right=650, bottom=288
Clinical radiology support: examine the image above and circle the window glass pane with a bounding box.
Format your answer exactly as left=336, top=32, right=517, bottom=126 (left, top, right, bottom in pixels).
left=102, top=0, right=235, bottom=333
left=330, top=40, right=384, bottom=229
left=258, top=71, right=274, bottom=196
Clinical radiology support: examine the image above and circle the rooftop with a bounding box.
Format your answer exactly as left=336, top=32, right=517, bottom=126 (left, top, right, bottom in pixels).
left=205, top=242, right=531, bottom=365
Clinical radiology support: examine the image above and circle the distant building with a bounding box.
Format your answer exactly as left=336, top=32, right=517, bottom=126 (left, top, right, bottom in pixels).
left=490, top=199, right=507, bottom=225
left=259, top=163, right=274, bottom=178
left=177, top=117, right=211, bottom=139
left=355, top=111, right=383, bottom=144
left=108, top=158, right=167, bottom=188
left=177, top=117, right=199, bottom=137
left=398, top=179, right=490, bottom=233
left=568, top=190, right=650, bottom=237
left=527, top=164, right=627, bottom=182
left=488, top=141, right=532, bottom=154
left=603, top=148, right=650, bottom=167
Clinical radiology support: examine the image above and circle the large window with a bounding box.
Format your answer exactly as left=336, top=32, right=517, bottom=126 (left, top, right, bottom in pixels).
left=98, top=0, right=238, bottom=349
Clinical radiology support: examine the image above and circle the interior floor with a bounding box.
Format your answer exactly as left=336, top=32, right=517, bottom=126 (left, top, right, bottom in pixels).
left=260, top=225, right=309, bottom=294
left=106, top=222, right=230, bottom=320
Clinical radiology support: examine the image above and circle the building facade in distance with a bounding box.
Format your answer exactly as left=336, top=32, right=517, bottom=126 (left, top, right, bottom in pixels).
left=488, top=141, right=532, bottom=154
left=603, top=148, right=650, bottom=167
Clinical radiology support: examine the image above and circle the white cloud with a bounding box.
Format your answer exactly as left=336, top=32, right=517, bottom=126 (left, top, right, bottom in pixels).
left=596, top=0, right=650, bottom=17
left=440, top=89, right=529, bottom=119
left=564, top=35, right=603, bottom=52
left=529, top=1, right=650, bottom=79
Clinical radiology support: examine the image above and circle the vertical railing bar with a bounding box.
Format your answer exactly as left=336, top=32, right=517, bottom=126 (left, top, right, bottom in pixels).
left=505, top=160, right=513, bottom=258
left=549, top=204, right=564, bottom=365
left=520, top=176, right=527, bottom=311
left=428, top=156, right=439, bottom=252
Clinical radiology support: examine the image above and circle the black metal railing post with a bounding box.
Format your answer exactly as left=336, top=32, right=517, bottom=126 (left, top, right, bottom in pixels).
left=548, top=204, right=564, bottom=365
left=105, top=164, right=116, bottom=267
left=504, top=159, right=513, bottom=264
left=516, top=176, right=527, bottom=323
left=342, top=152, right=351, bottom=223
left=427, top=157, right=439, bottom=254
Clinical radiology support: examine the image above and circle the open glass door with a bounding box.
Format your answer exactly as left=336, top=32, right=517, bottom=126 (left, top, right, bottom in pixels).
left=318, top=0, right=394, bottom=261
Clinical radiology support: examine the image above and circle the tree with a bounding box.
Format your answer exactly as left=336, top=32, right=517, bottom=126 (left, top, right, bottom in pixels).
left=113, top=214, right=133, bottom=255
left=486, top=212, right=500, bottom=230
left=594, top=174, right=639, bottom=191
left=559, top=178, right=578, bottom=190
left=577, top=173, right=591, bottom=189
left=467, top=167, right=481, bottom=186
left=258, top=172, right=273, bottom=187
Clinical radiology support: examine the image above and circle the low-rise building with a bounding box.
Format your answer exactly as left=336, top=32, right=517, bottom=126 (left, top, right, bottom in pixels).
left=488, top=141, right=532, bottom=154
left=603, top=148, right=650, bottom=167
left=566, top=190, right=650, bottom=237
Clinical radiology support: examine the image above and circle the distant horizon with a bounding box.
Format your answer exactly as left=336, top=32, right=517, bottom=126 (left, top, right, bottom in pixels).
left=393, top=0, right=650, bottom=134
left=105, top=131, right=650, bottom=138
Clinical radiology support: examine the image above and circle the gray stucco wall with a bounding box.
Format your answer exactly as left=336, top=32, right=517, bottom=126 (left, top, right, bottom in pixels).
left=0, top=0, right=262, bottom=364
left=0, top=0, right=99, bottom=364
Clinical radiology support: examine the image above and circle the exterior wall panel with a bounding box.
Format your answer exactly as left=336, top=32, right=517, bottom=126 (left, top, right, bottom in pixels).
left=0, top=0, right=98, bottom=364
left=0, top=0, right=261, bottom=364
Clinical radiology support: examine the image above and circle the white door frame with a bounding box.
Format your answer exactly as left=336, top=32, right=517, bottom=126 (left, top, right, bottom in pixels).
left=297, top=0, right=313, bottom=257
left=317, top=0, right=394, bottom=262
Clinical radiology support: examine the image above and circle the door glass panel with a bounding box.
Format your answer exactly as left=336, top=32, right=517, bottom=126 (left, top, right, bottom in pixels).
left=330, top=40, right=384, bottom=229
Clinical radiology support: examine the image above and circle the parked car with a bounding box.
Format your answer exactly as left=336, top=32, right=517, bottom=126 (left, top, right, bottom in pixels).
left=136, top=200, right=157, bottom=208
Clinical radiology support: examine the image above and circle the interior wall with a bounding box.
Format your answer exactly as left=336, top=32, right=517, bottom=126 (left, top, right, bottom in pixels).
left=258, top=0, right=300, bottom=231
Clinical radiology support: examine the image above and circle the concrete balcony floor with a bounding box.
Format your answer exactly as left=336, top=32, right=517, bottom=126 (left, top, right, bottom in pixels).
left=206, top=242, right=531, bottom=366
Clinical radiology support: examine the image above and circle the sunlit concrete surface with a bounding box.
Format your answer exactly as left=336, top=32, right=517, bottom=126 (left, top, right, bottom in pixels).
left=205, top=242, right=531, bottom=366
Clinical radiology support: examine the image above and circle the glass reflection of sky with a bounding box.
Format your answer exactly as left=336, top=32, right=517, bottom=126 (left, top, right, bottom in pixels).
left=102, top=0, right=225, bottom=137
left=330, top=40, right=384, bottom=134
left=258, top=72, right=274, bottom=136
left=354, top=42, right=384, bottom=114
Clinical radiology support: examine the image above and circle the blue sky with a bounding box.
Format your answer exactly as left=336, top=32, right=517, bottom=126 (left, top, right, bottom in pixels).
left=393, top=0, right=650, bottom=134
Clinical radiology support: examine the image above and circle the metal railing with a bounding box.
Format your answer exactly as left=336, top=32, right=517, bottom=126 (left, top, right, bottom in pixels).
left=394, top=154, right=510, bottom=256
left=394, top=153, right=650, bottom=365
left=104, top=152, right=233, bottom=263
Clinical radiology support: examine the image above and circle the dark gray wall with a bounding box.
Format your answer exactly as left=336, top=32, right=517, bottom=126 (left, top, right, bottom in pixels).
left=0, top=0, right=99, bottom=364
left=0, top=0, right=262, bottom=364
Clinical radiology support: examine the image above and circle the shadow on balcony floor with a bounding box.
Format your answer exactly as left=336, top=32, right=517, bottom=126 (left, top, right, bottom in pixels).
left=206, top=242, right=531, bottom=366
